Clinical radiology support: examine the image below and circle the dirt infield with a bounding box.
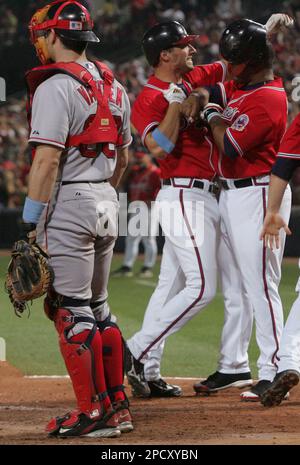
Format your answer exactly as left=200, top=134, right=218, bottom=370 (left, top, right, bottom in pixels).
left=1, top=362, right=300, bottom=445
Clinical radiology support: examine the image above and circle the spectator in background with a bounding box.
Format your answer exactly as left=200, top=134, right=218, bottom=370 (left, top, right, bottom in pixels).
left=112, top=149, right=161, bottom=278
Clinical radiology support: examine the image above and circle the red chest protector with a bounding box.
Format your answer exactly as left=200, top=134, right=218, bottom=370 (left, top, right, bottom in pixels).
left=25, top=61, right=118, bottom=158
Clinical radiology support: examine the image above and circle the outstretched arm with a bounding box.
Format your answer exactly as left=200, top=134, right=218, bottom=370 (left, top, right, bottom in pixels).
left=260, top=174, right=291, bottom=250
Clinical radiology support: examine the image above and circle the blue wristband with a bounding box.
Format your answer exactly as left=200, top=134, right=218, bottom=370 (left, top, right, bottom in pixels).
left=22, top=197, right=48, bottom=224
left=152, top=128, right=175, bottom=154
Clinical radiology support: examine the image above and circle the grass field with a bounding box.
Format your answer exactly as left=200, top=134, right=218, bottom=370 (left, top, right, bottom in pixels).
left=0, top=254, right=298, bottom=378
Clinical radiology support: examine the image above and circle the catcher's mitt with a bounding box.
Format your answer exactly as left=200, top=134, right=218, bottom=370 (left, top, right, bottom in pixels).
left=5, top=240, right=54, bottom=317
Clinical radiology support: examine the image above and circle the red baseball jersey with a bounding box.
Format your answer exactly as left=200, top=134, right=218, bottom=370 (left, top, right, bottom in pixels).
left=277, top=112, right=300, bottom=160
left=214, top=77, right=288, bottom=179
left=127, top=164, right=161, bottom=202
left=131, top=62, right=225, bottom=180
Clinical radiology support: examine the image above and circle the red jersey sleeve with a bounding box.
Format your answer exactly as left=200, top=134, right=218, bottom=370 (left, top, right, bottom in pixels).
left=131, top=91, right=167, bottom=145
left=278, top=113, right=300, bottom=159
left=224, top=103, right=273, bottom=158
left=185, top=61, right=227, bottom=88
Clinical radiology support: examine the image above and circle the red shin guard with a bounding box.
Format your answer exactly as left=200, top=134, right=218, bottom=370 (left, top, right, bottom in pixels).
left=54, top=308, right=111, bottom=417
left=101, top=326, right=125, bottom=402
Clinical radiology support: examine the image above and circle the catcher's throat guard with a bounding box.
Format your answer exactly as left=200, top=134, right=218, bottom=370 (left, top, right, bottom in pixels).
left=5, top=240, right=54, bottom=317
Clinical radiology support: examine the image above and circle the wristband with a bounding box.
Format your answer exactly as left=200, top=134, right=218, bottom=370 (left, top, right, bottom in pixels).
left=22, top=196, right=48, bottom=224
left=205, top=108, right=222, bottom=123
left=152, top=128, right=175, bottom=154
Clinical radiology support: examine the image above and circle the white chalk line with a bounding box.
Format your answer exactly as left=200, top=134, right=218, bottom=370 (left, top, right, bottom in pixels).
left=0, top=405, right=51, bottom=411
left=25, top=375, right=201, bottom=380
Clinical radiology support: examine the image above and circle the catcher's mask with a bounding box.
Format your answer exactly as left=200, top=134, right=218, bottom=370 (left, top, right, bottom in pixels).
left=29, top=0, right=100, bottom=65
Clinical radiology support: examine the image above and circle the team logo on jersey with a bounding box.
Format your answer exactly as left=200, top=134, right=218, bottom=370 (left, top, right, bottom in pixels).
left=222, top=106, right=238, bottom=121
left=231, top=114, right=249, bottom=132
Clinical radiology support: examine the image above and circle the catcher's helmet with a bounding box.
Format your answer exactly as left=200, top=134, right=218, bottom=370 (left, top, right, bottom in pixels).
left=29, top=1, right=99, bottom=63
left=219, top=19, right=268, bottom=66
left=142, top=21, right=200, bottom=66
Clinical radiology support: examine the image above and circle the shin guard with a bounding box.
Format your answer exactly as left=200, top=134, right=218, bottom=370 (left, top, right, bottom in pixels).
left=54, top=308, right=111, bottom=418
left=97, top=316, right=125, bottom=403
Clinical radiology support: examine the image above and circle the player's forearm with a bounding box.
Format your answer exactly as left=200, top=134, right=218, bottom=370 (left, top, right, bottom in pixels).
left=146, top=104, right=181, bottom=159
left=109, top=146, right=129, bottom=188
left=28, top=145, right=62, bottom=202
left=208, top=117, right=227, bottom=153
left=267, top=174, right=289, bottom=214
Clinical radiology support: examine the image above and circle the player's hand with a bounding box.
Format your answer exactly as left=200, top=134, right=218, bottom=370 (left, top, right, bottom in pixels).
left=265, top=14, right=294, bottom=35
left=181, top=88, right=209, bottom=123
left=260, top=212, right=291, bottom=250
left=163, top=83, right=186, bottom=105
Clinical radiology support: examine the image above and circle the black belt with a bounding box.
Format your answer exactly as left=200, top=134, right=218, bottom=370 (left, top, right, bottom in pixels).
left=162, top=178, right=219, bottom=195
left=220, top=177, right=269, bottom=190
left=61, top=179, right=108, bottom=185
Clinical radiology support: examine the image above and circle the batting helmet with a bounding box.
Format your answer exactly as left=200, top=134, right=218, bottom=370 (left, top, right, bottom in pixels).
left=142, top=21, right=200, bottom=67
left=219, top=19, right=269, bottom=66
left=29, top=1, right=99, bottom=64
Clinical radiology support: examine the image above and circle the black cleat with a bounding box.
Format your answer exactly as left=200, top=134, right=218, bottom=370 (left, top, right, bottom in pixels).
left=148, top=378, right=182, bottom=397
left=111, top=266, right=133, bottom=277
left=194, top=371, right=253, bottom=394
left=240, top=379, right=273, bottom=402
left=125, top=345, right=151, bottom=398
left=261, top=370, right=300, bottom=407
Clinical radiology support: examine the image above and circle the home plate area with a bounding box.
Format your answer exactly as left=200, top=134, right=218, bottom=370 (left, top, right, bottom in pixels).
left=1, top=362, right=300, bottom=445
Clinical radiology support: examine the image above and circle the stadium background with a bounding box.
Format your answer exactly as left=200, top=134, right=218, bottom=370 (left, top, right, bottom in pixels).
left=1, top=0, right=300, bottom=446
left=0, top=0, right=300, bottom=376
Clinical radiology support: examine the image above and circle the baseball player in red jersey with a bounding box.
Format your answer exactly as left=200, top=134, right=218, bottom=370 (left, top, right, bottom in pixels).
left=112, top=150, right=161, bottom=278
left=196, top=19, right=292, bottom=402
left=260, top=113, right=300, bottom=407
left=124, top=21, right=228, bottom=397
left=23, top=1, right=133, bottom=437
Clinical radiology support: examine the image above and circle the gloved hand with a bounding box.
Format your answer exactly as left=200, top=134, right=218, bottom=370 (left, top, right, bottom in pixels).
left=5, top=240, right=54, bottom=316
left=163, top=83, right=186, bottom=105
left=19, top=222, right=37, bottom=244
left=202, top=103, right=223, bottom=123
left=265, top=14, right=294, bottom=34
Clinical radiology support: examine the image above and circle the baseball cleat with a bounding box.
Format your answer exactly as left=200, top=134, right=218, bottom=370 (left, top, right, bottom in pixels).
left=138, top=267, right=154, bottom=278
left=111, top=266, right=133, bottom=277
left=194, top=371, right=253, bottom=394
left=260, top=370, right=300, bottom=407
left=240, top=379, right=289, bottom=402
left=46, top=408, right=121, bottom=438
left=113, top=398, right=134, bottom=433
left=148, top=378, right=182, bottom=397
left=125, top=344, right=151, bottom=398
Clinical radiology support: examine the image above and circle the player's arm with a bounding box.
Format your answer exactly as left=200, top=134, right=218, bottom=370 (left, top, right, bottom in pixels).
left=144, top=84, right=187, bottom=159
left=23, top=79, right=68, bottom=227
left=23, top=145, right=62, bottom=226
left=204, top=108, right=229, bottom=153
left=109, top=146, right=129, bottom=188
left=145, top=102, right=182, bottom=159
left=260, top=174, right=291, bottom=250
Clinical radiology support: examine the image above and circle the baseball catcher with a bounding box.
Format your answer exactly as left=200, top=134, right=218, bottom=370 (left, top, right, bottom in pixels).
left=5, top=223, right=54, bottom=317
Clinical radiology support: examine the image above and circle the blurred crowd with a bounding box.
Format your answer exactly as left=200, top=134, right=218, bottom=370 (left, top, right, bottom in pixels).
left=1, top=0, right=300, bottom=208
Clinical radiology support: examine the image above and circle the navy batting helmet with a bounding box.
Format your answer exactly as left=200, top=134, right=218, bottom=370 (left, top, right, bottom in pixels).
left=219, top=19, right=269, bottom=66
left=142, top=21, right=200, bottom=67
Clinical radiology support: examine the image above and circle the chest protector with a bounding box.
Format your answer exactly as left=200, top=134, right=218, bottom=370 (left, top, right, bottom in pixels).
left=25, top=61, right=118, bottom=158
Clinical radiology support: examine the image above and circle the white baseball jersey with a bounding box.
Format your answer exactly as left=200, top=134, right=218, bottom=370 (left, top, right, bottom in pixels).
left=29, top=60, right=132, bottom=182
